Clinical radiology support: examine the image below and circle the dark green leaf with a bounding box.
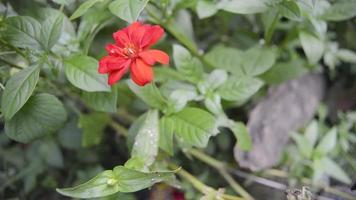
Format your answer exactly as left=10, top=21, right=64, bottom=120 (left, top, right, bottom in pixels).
left=320, top=0, right=356, bottom=21
left=40, top=12, right=64, bottom=50
left=109, top=0, right=149, bottom=23
left=82, top=87, right=118, bottom=113
left=159, top=116, right=174, bottom=155
left=64, top=54, right=110, bottom=92
left=79, top=113, right=111, bottom=147
left=1, top=65, right=40, bottom=120
left=5, top=94, right=67, bottom=143
left=39, top=139, right=64, bottom=168
left=70, top=0, right=104, bottom=20
left=279, top=1, right=301, bottom=21
left=3, top=16, right=42, bottom=49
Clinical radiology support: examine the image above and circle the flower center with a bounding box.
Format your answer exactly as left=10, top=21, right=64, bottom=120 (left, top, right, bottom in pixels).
left=124, top=44, right=139, bottom=58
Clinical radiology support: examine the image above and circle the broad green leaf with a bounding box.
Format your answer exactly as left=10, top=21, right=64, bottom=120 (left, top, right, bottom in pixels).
left=70, top=0, right=104, bottom=20
left=127, top=81, right=167, bottom=110
left=320, top=0, right=356, bottom=21
left=79, top=113, right=111, bottom=147
left=3, top=16, right=42, bottom=49
left=315, top=127, right=337, bottom=157
left=292, top=133, right=313, bottom=158
left=198, top=69, right=228, bottom=93
left=299, top=31, right=324, bottom=65
left=109, top=0, right=149, bottom=23
left=82, top=87, right=118, bottom=113
left=232, top=122, right=252, bottom=151
left=279, top=0, right=301, bottom=21
left=131, top=110, right=159, bottom=168
left=1, top=65, right=40, bottom=120
left=242, top=47, right=276, bottom=76
left=5, top=94, right=67, bottom=143
left=127, top=113, right=147, bottom=151
left=336, top=49, right=356, bottom=63
left=217, top=0, right=280, bottom=14
left=56, top=170, right=119, bottom=198
left=218, top=76, right=264, bottom=102
left=154, top=67, right=191, bottom=83
left=159, top=116, right=174, bottom=155
left=167, top=87, right=198, bottom=113
left=260, top=59, right=308, bottom=84
left=173, top=44, right=203, bottom=82
left=321, top=157, right=351, bottom=184
left=64, top=55, right=110, bottom=92
left=196, top=1, right=218, bottom=19
left=204, top=93, right=223, bottom=115
left=39, top=139, right=64, bottom=168
left=40, top=12, right=64, bottom=50
left=262, top=8, right=279, bottom=43
left=113, top=166, right=177, bottom=192
left=205, top=45, right=244, bottom=75
left=165, top=107, right=216, bottom=148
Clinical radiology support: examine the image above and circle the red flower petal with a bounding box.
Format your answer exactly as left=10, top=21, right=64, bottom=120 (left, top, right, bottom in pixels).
left=105, top=44, right=122, bottom=56
left=113, top=30, right=130, bottom=48
left=141, top=25, right=164, bottom=49
left=108, top=68, right=128, bottom=85
left=139, top=50, right=169, bottom=65
left=98, top=56, right=130, bottom=73
left=130, top=58, right=153, bottom=86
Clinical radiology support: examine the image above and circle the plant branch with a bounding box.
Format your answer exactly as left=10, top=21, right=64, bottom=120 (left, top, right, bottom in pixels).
left=187, top=149, right=254, bottom=200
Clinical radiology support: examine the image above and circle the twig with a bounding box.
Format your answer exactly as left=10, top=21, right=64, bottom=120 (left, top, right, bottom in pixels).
left=110, top=121, right=128, bottom=137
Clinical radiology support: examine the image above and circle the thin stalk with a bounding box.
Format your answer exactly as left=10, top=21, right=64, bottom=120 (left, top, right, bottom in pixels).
left=0, top=82, right=5, bottom=90
left=188, top=149, right=254, bottom=200
left=110, top=121, right=128, bottom=137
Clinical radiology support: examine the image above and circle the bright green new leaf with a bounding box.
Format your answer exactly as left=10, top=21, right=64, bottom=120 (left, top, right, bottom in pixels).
left=5, top=94, right=67, bottom=143
left=159, top=116, right=174, bottom=155
left=113, top=166, right=177, bottom=192
left=109, top=0, right=149, bottom=23
left=196, top=1, right=218, bottom=19
left=64, top=55, right=110, bottom=92
left=321, top=157, right=352, bottom=184
left=1, top=65, right=40, bottom=120
left=292, top=133, right=313, bottom=158
left=40, top=12, right=64, bottom=50
left=204, top=93, right=223, bottom=115
left=131, top=110, right=159, bottom=168
left=56, top=170, right=119, bottom=198
left=127, top=81, right=167, bottom=110
left=320, top=0, right=356, bottom=21
left=3, top=16, right=42, bottom=50
left=304, top=120, right=319, bottom=147
left=82, top=87, right=118, bottom=113
left=173, top=44, right=203, bottom=82
left=218, top=76, right=264, bottom=102
left=315, top=127, right=337, bottom=157
left=299, top=31, right=324, bottom=65
left=164, top=107, right=216, bottom=148
left=232, top=122, right=252, bottom=151
left=79, top=113, right=111, bottom=147
left=70, top=0, right=104, bottom=20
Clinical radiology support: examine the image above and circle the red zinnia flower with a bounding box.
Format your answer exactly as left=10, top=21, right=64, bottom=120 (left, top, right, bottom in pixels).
left=98, top=22, right=169, bottom=86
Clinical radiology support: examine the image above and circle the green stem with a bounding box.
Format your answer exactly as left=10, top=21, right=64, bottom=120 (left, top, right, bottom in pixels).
left=188, top=149, right=254, bottom=200
left=0, top=57, right=24, bottom=69
left=0, top=82, right=5, bottom=90
left=110, top=121, right=128, bottom=137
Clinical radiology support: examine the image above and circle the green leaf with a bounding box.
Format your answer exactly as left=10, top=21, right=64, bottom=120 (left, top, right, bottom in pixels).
left=217, top=0, right=279, bottom=14
left=304, top=120, right=319, bottom=147
left=154, top=67, right=191, bottom=83
left=82, top=87, right=118, bottom=113
left=260, top=59, right=308, bottom=84
left=131, top=110, right=159, bottom=168
left=242, top=47, right=276, bottom=76
left=196, top=1, right=218, bottom=19
left=167, top=86, right=198, bottom=113
left=218, top=76, right=264, bottom=102
left=40, top=12, right=64, bottom=50
left=39, top=139, right=64, bottom=168
left=232, top=122, right=252, bottom=151
left=159, top=116, right=174, bottom=155
left=113, top=166, right=177, bottom=192
left=127, top=113, right=147, bottom=151
left=279, top=0, right=301, bottom=21
left=321, top=157, right=352, bottom=184
left=70, top=0, right=104, bottom=20
left=5, top=94, right=67, bottom=143
left=127, top=81, right=167, bottom=110
left=315, top=127, right=337, bottom=157
left=173, top=44, right=203, bottom=82
left=56, top=170, right=119, bottom=198
left=64, top=54, right=110, bottom=92
left=79, top=113, right=111, bottom=147
left=299, top=31, right=324, bottom=65
left=109, top=0, right=149, bottom=23
left=292, top=133, right=313, bottom=158
left=165, top=107, right=216, bottom=148
left=336, top=49, right=356, bottom=63
left=199, top=69, right=228, bottom=93
left=3, top=16, right=42, bottom=49
left=204, top=93, right=223, bottom=115
left=52, top=0, right=70, bottom=5
left=1, top=65, right=40, bottom=120
left=205, top=45, right=244, bottom=75
left=320, top=0, right=356, bottom=21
